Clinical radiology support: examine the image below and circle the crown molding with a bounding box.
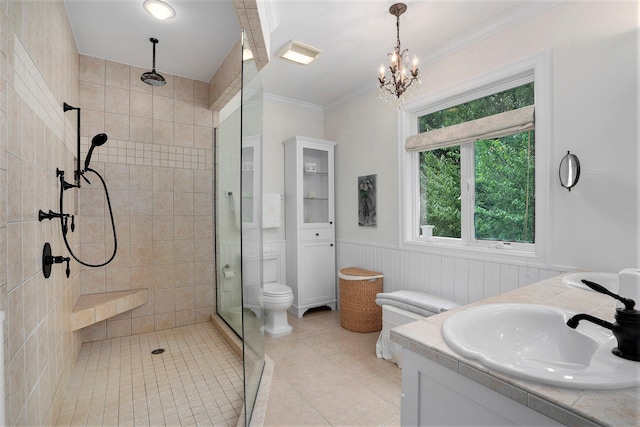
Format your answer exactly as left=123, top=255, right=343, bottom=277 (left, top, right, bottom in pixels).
left=264, top=92, right=324, bottom=112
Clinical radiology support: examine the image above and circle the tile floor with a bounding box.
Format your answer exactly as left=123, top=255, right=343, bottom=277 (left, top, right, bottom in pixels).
left=264, top=309, right=402, bottom=426
left=57, top=309, right=402, bottom=426
left=57, top=323, right=244, bottom=426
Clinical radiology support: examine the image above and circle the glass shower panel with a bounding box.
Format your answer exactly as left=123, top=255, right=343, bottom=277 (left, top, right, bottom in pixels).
left=215, top=103, right=243, bottom=334
left=240, top=30, right=264, bottom=426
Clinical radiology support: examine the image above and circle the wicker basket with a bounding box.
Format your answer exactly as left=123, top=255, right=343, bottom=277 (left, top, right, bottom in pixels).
left=339, top=267, right=383, bottom=332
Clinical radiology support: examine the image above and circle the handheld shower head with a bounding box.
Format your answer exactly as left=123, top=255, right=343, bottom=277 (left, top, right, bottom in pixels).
left=84, top=133, right=108, bottom=172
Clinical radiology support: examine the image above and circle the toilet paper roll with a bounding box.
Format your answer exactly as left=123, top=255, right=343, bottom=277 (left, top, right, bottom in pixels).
left=618, top=268, right=640, bottom=309
left=223, top=270, right=236, bottom=279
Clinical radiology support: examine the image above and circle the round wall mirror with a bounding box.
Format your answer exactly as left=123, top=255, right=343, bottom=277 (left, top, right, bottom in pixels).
left=559, top=151, right=580, bottom=191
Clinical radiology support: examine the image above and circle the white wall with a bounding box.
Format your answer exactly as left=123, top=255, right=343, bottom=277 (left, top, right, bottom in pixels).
left=262, top=96, right=325, bottom=242
left=260, top=2, right=638, bottom=305
left=324, top=1, right=638, bottom=288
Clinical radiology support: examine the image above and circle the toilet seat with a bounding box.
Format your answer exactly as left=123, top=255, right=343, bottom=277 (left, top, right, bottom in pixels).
left=262, top=283, right=292, bottom=297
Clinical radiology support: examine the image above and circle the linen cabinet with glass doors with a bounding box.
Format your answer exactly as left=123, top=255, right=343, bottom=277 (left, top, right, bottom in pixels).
left=283, top=136, right=337, bottom=317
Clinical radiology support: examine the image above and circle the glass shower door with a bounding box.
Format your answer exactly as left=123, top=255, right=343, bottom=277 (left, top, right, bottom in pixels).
left=240, top=30, right=264, bottom=426
left=214, top=30, right=264, bottom=426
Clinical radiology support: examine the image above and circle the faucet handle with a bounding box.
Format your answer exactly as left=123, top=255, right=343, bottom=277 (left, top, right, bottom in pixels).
left=581, top=279, right=635, bottom=311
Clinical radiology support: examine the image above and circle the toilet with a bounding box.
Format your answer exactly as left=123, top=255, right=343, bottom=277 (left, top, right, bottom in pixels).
left=257, top=283, right=294, bottom=337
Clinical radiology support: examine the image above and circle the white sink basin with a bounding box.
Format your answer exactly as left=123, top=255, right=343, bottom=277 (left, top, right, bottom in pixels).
left=562, top=272, right=619, bottom=293
left=442, top=304, right=640, bottom=389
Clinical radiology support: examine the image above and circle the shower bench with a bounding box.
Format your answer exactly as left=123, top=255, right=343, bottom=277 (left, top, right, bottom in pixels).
left=71, top=289, right=148, bottom=331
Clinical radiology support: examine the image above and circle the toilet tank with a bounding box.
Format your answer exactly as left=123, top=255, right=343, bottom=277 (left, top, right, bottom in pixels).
left=263, top=252, right=280, bottom=283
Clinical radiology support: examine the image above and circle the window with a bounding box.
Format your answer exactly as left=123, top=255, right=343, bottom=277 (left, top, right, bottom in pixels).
left=418, top=83, right=535, bottom=247
left=400, top=56, right=549, bottom=259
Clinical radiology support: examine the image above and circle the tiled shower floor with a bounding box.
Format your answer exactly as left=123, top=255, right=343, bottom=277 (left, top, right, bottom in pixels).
left=58, top=310, right=402, bottom=426
left=57, top=323, right=244, bottom=426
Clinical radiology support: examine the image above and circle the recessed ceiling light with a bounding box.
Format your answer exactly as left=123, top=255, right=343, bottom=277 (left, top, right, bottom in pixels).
left=143, top=0, right=175, bottom=20
left=278, top=40, right=321, bottom=65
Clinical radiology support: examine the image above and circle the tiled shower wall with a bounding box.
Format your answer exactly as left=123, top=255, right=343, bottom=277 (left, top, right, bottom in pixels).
left=77, top=55, right=216, bottom=343
left=2, top=1, right=82, bottom=425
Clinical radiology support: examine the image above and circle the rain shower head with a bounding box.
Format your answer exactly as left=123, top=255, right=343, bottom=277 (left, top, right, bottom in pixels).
left=84, top=133, right=108, bottom=172
left=141, top=38, right=166, bottom=86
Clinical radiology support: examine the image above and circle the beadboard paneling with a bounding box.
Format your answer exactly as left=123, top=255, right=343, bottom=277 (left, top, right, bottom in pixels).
left=336, top=241, right=564, bottom=305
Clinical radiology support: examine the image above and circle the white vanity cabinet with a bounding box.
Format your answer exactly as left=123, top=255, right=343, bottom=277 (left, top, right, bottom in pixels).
left=283, top=136, right=337, bottom=317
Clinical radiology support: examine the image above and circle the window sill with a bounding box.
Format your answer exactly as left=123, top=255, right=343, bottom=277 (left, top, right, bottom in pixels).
left=402, top=238, right=543, bottom=266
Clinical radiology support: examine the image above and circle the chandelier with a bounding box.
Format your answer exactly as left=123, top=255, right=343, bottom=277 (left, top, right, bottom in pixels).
left=378, top=3, right=420, bottom=106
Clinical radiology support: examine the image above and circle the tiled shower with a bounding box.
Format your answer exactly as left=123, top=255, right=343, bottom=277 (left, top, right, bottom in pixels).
left=0, top=1, right=222, bottom=424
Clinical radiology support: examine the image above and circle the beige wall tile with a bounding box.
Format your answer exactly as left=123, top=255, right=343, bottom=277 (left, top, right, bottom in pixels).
left=154, top=312, right=176, bottom=330
left=7, top=154, right=22, bottom=221
left=175, top=263, right=195, bottom=288
left=152, top=239, right=174, bottom=265
left=194, top=262, right=213, bottom=286
left=174, top=216, right=194, bottom=241
left=174, top=240, right=195, bottom=264
left=153, top=167, right=173, bottom=190
left=153, top=265, right=174, bottom=289
left=129, top=116, right=152, bottom=143
left=129, top=191, right=152, bottom=215
left=80, top=82, right=105, bottom=111
left=105, top=86, right=130, bottom=115
left=80, top=269, right=106, bottom=294
left=152, top=192, right=173, bottom=216
left=175, top=309, right=195, bottom=326
left=194, top=81, right=209, bottom=105
left=174, top=100, right=193, bottom=124
left=80, top=55, right=105, bottom=85
left=175, top=287, right=195, bottom=311
left=174, top=76, right=194, bottom=102
left=153, top=215, right=174, bottom=240
left=129, top=165, right=152, bottom=191
left=106, top=318, right=131, bottom=338
left=154, top=288, right=175, bottom=314
left=104, top=112, right=129, bottom=140
left=106, top=60, right=129, bottom=89
left=152, top=95, right=173, bottom=121
left=193, top=192, right=212, bottom=215
left=81, top=322, right=107, bottom=342
left=193, top=126, right=213, bottom=149
left=130, top=240, right=152, bottom=267
left=194, top=239, right=214, bottom=263
left=130, top=91, right=152, bottom=118
left=173, top=192, right=193, bottom=216
left=81, top=109, right=105, bottom=138
left=8, top=284, right=24, bottom=358
left=7, top=223, right=23, bottom=291
left=130, top=266, right=153, bottom=294
left=194, top=105, right=213, bottom=127
left=195, top=285, right=215, bottom=308
left=152, top=119, right=173, bottom=145
left=193, top=216, right=213, bottom=240
left=79, top=215, right=105, bottom=244
left=105, top=268, right=131, bottom=292
left=131, top=315, right=154, bottom=334
left=173, top=122, right=193, bottom=147
left=130, top=215, right=152, bottom=241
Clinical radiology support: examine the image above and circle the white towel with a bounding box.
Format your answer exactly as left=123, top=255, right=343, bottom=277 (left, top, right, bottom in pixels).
left=375, top=290, right=459, bottom=315
left=262, top=193, right=281, bottom=228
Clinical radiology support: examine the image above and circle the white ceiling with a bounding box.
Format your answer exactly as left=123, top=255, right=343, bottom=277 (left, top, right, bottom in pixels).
left=65, top=0, right=549, bottom=109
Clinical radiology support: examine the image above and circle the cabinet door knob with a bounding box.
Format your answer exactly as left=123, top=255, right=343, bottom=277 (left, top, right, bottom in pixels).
left=330, top=221, right=333, bottom=225
left=330, top=243, right=334, bottom=247
left=316, top=233, right=319, bottom=236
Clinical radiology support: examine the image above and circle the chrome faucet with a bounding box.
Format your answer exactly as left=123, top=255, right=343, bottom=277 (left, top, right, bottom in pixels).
left=566, top=279, right=640, bottom=362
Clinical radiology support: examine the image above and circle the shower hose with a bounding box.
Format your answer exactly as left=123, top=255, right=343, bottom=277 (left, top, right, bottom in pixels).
left=59, top=167, right=118, bottom=267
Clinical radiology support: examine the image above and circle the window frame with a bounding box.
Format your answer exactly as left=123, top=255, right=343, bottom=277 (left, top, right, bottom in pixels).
left=398, top=53, right=550, bottom=265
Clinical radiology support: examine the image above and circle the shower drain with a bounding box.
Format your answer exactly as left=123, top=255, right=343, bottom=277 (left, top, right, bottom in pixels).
left=151, top=348, right=165, bottom=355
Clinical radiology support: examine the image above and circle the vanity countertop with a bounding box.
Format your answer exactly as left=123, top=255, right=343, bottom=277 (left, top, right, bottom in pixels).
left=390, top=274, right=640, bottom=427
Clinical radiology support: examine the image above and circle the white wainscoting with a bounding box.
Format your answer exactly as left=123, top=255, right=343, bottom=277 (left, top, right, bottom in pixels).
left=336, top=241, right=565, bottom=305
